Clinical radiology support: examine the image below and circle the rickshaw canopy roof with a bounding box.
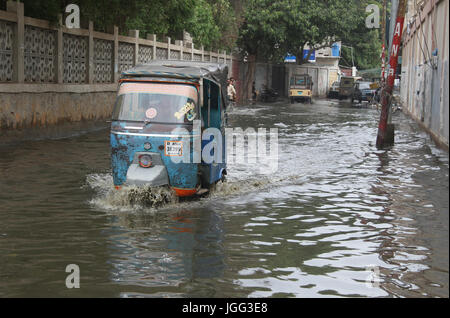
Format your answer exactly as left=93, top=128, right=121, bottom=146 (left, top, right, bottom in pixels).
left=121, top=60, right=229, bottom=88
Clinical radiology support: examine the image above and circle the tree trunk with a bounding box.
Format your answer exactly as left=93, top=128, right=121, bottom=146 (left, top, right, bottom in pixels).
left=243, top=54, right=256, bottom=102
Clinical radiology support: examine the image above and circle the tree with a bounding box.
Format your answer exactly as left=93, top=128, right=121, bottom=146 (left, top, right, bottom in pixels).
left=282, top=0, right=362, bottom=64
left=339, top=0, right=383, bottom=70
left=237, top=0, right=283, bottom=100
left=122, top=0, right=197, bottom=38
left=207, top=0, right=238, bottom=50
left=237, top=0, right=383, bottom=100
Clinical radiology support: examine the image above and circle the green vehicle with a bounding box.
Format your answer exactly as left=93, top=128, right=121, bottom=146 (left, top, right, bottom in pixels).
left=338, top=76, right=359, bottom=100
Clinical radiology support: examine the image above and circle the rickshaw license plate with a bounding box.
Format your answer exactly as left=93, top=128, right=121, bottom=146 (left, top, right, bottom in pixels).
left=165, top=141, right=183, bottom=156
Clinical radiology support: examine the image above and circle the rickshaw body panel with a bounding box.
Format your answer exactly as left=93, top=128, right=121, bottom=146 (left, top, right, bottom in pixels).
left=110, top=125, right=199, bottom=190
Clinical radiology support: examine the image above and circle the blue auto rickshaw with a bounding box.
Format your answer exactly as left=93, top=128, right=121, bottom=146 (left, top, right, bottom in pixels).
left=110, top=61, right=228, bottom=197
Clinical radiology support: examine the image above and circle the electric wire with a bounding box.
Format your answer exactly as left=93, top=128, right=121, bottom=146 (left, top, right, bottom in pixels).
left=417, top=3, right=432, bottom=61
left=413, top=0, right=433, bottom=67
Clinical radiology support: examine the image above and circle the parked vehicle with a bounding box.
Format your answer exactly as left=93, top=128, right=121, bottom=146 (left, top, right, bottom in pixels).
left=289, top=74, right=313, bottom=104
left=338, top=76, right=361, bottom=100
left=327, top=81, right=340, bottom=99
left=351, top=81, right=377, bottom=104
left=259, top=85, right=279, bottom=103
left=110, top=61, right=228, bottom=197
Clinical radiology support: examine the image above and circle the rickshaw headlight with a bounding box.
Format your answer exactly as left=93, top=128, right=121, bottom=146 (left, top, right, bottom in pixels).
left=138, top=154, right=152, bottom=168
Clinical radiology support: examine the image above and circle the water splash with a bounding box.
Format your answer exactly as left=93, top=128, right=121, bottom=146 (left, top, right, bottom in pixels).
left=85, top=173, right=177, bottom=212
left=84, top=172, right=296, bottom=212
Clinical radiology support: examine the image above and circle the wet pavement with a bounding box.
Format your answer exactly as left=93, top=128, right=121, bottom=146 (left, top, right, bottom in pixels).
left=0, top=98, right=448, bottom=297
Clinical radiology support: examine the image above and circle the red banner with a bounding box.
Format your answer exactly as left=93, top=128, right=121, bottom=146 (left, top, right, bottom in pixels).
left=386, top=16, right=405, bottom=88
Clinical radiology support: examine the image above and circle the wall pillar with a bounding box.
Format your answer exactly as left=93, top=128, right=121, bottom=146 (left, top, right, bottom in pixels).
left=113, top=26, right=119, bottom=82
left=129, top=29, right=139, bottom=66
left=56, top=15, right=64, bottom=84
left=167, top=37, right=171, bottom=60
left=146, top=34, right=156, bottom=61
left=174, top=40, right=182, bottom=60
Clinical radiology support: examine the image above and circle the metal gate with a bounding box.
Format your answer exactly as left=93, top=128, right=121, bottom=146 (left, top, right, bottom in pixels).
left=272, top=64, right=286, bottom=96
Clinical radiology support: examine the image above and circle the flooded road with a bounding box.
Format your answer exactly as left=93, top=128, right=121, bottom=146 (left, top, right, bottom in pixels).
left=0, top=99, right=448, bottom=298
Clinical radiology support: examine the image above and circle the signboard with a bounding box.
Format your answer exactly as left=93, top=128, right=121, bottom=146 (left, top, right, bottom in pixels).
left=302, top=49, right=316, bottom=62
left=284, top=54, right=297, bottom=63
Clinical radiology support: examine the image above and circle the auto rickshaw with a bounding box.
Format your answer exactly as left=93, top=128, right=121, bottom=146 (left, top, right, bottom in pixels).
left=110, top=61, right=228, bottom=197
left=289, top=74, right=313, bottom=104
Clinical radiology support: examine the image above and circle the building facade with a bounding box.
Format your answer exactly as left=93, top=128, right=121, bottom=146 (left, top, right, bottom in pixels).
left=400, top=0, right=449, bottom=149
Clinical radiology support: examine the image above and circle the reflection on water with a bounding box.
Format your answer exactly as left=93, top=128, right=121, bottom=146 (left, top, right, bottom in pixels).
left=0, top=99, right=448, bottom=297
left=106, top=208, right=226, bottom=298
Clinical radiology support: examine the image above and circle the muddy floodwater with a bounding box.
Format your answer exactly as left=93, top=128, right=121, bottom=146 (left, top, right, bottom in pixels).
left=0, top=99, right=448, bottom=298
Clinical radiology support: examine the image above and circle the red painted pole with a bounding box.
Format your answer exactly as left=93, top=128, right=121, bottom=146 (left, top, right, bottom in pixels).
left=380, top=0, right=387, bottom=83
left=376, top=0, right=407, bottom=149
left=381, top=44, right=386, bottom=82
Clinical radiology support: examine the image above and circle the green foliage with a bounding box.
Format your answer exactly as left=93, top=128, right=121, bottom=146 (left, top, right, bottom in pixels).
left=6, top=0, right=237, bottom=51
left=238, top=0, right=382, bottom=69
left=124, top=0, right=196, bottom=38
left=207, top=0, right=239, bottom=50
left=237, top=0, right=280, bottom=58
left=17, top=0, right=62, bottom=23
left=339, top=0, right=383, bottom=70
left=187, top=0, right=220, bottom=50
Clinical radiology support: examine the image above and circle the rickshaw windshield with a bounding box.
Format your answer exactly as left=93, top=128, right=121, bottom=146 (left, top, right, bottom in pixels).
left=290, top=76, right=310, bottom=87
left=341, top=78, right=355, bottom=87
left=112, top=82, right=198, bottom=124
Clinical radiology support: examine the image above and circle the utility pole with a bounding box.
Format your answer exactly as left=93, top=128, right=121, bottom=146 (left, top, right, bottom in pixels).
left=341, top=44, right=355, bottom=75
left=380, top=0, right=387, bottom=82
left=376, top=0, right=407, bottom=149
left=388, top=0, right=399, bottom=53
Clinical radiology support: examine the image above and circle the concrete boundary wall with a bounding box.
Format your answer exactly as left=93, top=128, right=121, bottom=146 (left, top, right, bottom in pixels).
left=0, top=1, right=235, bottom=136
left=0, top=88, right=116, bottom=130
left=0, top=83, right=116, bottom=93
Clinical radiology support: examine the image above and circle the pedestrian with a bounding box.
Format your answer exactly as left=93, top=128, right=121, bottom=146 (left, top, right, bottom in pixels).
left=227, top=78, right=236, bottom=103
left=252, top=81, right=257, bottom=101
left=231, top=78, right=237, bottom=101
